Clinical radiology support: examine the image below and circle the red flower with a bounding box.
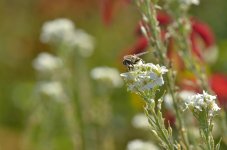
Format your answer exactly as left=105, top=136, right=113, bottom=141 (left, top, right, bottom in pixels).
left=129, top=36, right=149, bottom=55
left=101, top=0, right=114, bottom=25
left=135, top=12, right=171, bottom=36
left=120, top=11, right=217, bottom=70
left=118, top=36, right=148, bottom=66
left=164, top=111, right=176, bottom=127
left=157, top=11, right=172, bottom=26
left=100, top=0, right=130, bottom=26
left=210, top=74, right=227, bottom=109
left=123, top=12, right=171, bottom=56
left=190, top=19, right=216, bottom=60
left=191, top=19, right=215, bottom=47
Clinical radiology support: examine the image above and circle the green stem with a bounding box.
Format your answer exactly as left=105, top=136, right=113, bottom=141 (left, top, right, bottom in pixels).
left=74, top=50, right=96, bottom=150
left=145, top=2, right=189, bottom=149
left=63, top=97, right=83, bottom=150
left=205, top=112, right=213, bottom=150
left=150, top=108, right=175, bottom=150
left=58, top=44, right=86, bottom=150
left=135, top=0, right=192, bottom=149
left=140, top=1, right=190, bottom=149
left=73, top=52, right=87, bottom=150
left=166, top=76, right=189, bottom=150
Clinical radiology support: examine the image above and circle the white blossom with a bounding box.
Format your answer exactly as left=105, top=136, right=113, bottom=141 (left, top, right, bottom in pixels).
left=33, top=52, right=62, bottom=73
left=164, top=94, right=173, bottom=109
left=132, top=113, right=149, bottom=129
left=40, top=18, right=95, bottom=57
left=120, top=63, right=168, bottom=93
left=90, top=66, right=123, bottom=88
left=185, top=91, right=220, bottom=116
left=180, top=90, right=196, bottom=101
left=164, top=90, right=196, bottom=109
left=69, top=29, right=95, bottom=57
left=180, top=0, right=200, bottom=5
left=38, top=81, right=65, bottom=101
left=127, top=139, right=159, bottom=150
left=40, top=18, right=75, bottom=44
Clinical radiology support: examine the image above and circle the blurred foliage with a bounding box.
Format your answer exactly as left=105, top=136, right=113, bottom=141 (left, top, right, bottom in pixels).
left=0, top=0, right=227, bottom=149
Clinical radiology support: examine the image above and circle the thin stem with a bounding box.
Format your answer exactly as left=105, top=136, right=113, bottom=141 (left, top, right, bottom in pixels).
left=73, top=51, right=87, bottom=150
left=196, top=109, right=214, bottom=150
left=166, top=76, right=189, bottom=150
left=74, top=50, right=96, bottom=150
left=150, top=108, right=175, bottom=150
left=145, top=96, right=175, bottom=150
left=139, top=1, right=190, bottom=149
left=58, top=43, right=86, bottom=149
left=63, top=97, right=83, bottom=150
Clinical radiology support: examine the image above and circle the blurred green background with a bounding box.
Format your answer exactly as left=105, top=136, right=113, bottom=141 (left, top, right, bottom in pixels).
left=0, top=0, right=227, bottom=149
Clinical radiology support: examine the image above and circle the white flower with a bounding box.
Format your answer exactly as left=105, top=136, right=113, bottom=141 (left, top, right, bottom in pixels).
left=40, top=18, right=75, bottom=44
left=90, top=67, right=123, bottom=88
left=191, top=0, right=200, bottom=5
left=69, top=29, right=95, bottom=57
left=40, top=18, right=95, bottom=57
left=132, top=113, right=149, bottom=129
left=120, top=63, right=168, bottom=93
left=180, top=90, right=196, bottom=101
left=185, top=91, right=220, bottom=116
left=38, top=81, right=65, bottom=101
left=33, top=52, right=62, bottom=73
left=164, top=94, right=173, bottom=109
left=180, top=0, right=200, bottom=5
left=127, top=139, right=159, bottom=150
left=164, top=90, right=196, bottom=110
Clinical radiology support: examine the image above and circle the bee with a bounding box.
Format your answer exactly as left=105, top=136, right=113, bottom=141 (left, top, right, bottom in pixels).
left=123, top=51, right=149, bottom=71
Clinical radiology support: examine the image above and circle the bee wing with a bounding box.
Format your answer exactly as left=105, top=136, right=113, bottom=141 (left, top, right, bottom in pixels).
left=135, top=51, right=151, bottom=57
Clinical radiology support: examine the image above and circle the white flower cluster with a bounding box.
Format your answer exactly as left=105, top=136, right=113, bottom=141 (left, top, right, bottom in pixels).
left=40, top=18, right=94, bottom=57
left=120, top=63, right=168, bottom=93
left=37, top=81, right=65, bottom=101
left=131, top=113, right=149, bottom=129
left=164, top=90, right=196, bottom=110
left=180, top=0, right=200, bottom=6
left=72, top=29, right=94, bottom=57
left=185, top=91, right=220, bottom=116
left=127, top=139, right=159, bottom=150
left=33, top=52, right=62, bottom=74
left=90, top=67, right=123, bottom=88
left=33, top=53, right=66, bottom=102
left=40, top=18, right=75, bottom=44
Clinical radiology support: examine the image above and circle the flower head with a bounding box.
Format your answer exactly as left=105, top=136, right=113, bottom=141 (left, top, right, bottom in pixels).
left=190, top=19, right=218, bottom=63
left=37, top=81, right=65, bottom=101
left=120, top=62, right=168, bottom=93
left=90, top=67, right=123, bottom=88
left=40, top=18, right=75, bottom=44
left=131, top=113, right=149, bottom=129
left=40, top=18, right=95, bottom=57
left=185, top=91, right=220, bottom=117
left=164, top=90, right=196, bottom=110
left=33, top=52, right=62, bottom=74
left=180, top=0, right=200, bottom=6
left=69, top=29, right=95, bottom=57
